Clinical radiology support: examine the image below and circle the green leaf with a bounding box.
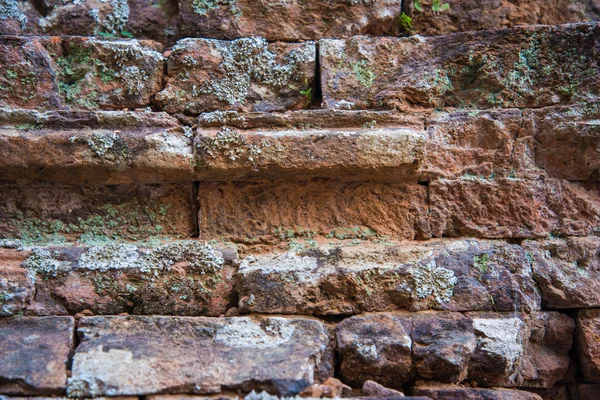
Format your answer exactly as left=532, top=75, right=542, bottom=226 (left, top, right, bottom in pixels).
left=120, top=30, right=134, bottom=38
left=414, top=0, right=423, bottom=12
left=400, top=12, right=414, bottom=33
left=432, top=0, right=450, bottom=12
left=439, top=3, right=450, bottom=11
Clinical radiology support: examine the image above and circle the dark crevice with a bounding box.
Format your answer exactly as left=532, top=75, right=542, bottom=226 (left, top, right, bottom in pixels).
left=192, top=181, right=200, bottom=238
left=30, top=0, right=51, bottom=17
left=312, top=41, right=323, bottom=109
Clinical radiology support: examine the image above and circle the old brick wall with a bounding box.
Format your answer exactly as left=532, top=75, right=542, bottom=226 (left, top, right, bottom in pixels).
left=1, top=0, right=600, bottom=399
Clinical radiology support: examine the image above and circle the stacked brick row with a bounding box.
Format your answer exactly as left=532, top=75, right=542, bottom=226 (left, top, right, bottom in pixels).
left=1, top=1, right=600, bottom=399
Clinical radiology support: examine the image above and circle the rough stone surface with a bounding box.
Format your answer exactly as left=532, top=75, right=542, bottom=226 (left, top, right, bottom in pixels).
left=178, top=0, right=403, bottom=40
left=429, top=179, right=600, bottom=239
left=362, top=380, right=405, bottom=398
left=336, top=311, right=573, bottom=389
left=336, top=312, right=415, bottom=388
left=195, top=126, right=425, bottom=181
left=320, top=24, right=600, bottom=111
left=0, top=249, right=33, bottom=316
left=403, top=0, right=600, bottom=37
left=198, top=180, right=430, bottom=243
left=0, top=109, right=194, bottom=185
left=237, top=239, right=541, bottom=315
left=520, top=312, right=574, bottom=388
left=524, top=237, right=600, bottom=309
left=156, top=38, right=315, bottom=114
left=68, top=315, right=333, bottom=396
left=412, top=384, right=543, bottom=400
left=0, top=36, right=62, bottom=110
left=0, top=35, right=164, bottom=111
left=569, top=384, right=600, bottom=400
left=0, top=316, right=74, bottom=394
left=523, top=106, right=600, bottom=181
left=0, top=183, right=196, bottom=245
left=21, top=241, right=236, bottom=316
left=196, top=110, right=425, bottom=131
left=467, top=311, right=573, bottom=388
left=54, top=37, right=165, bottom=110
left=0, top=0, right=179, bottom=46
left=422, top=109, right=528, bottom=181
left=576, top=308, right=600, bottom=383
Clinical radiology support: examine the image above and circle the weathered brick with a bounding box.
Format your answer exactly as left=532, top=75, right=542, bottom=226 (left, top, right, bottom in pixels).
left=0, top=109, right=194, bottom=185
left=422, top=109, right=528, bottom=181
left=576, top=308, right=600, bottom=383
left=336, top=311, right=572, bottom=389
left=523, top=106, right=600, bottom=180
left=156, top=38, right=315, bottom=114
left=0, top=183, right=196, bottom=245
left=68, top=316, right=333, bottom=396
left=178, top=0, right=402, bottom=41
left=237, top=239, right=540, bottom=315
left=20, top=241, right=236, bottom=316
left=195, top=125, right=424, bottom=181
left=412, top=384, right=543, bottom=400
left=198, top=180, right=430, bottom=242
left=403, top=0, right=600, bottom=37
left=430, top=179, right=600, bottom=239
left=524, top=237, right=600, bottom=309
left=0, top=36, right=62, bottom=110
left=0, top=0, right=180, bottom=46
left=0, top=249, right=33, bottom=316
left=0, top=316, right=74, bottom=394
left=320, top=24, right=600, bottom=111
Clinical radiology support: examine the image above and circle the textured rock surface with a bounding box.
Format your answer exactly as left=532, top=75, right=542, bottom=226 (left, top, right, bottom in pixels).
left=0, top=36, right=165, bottom=111
left=429, top=179, right=600, bottom=238
left=198, top=180, right=430, bottom=242
left=178, top=0, right=403, bottom=40
left=0, top=0, right=179, bottom=46
left=0, top=183, right=196, bottom=244
left=576, top=308, right=600, bottom=383
left=54, top=37, right=165, bottom=110
left=237, top=239, right=541, bottom=315
left=404, top=0, right=600, bottom=36
left=196, top=109, right=425, bottom=131
left=195, top=126, right=425, bottom=181
left=0, top=109, right=193, bottom=185
left=422, top=109, right=527, bottom=181
left=68, top=315, right=333, bottom=396
left=523, top=106, right=600, bottom=181
left=336, top=311, right=573, bottom=389
left=320, top=23, right=600, bottom=110
left=0, top=316, right=74, bottom=394
left=21, top=241, right=236, bottom=316
left=0, top=249, right=33, bottom=316
left=156, top=38, right=315, bottom=114
left=412, top=384, right=543, bottom=400
left=524, top=237, right=600, bottom=309
left=0, top=36, right=62, bottom=110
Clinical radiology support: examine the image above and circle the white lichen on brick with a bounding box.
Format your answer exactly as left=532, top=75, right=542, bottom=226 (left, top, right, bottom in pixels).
left=240, top=252, right=329, bottom=284
left=197, top=127, right=262, bottom=168
left=24, top=241, right=224, bottom=281
left=200, top=37, right=314, bottom=105
left=101, top=0, right=130, bottom=35
left=22, top=248, right=72, bottom=280
left=215, top=317, right=295, bottom=348
left=411, top=260, right=457, bottom=303
left=192, top=0, right=240, bottom=16
left=0, top=0, right=27, bottom=29
left=198, top=110, right=240, bottom=124
left=472, top=317, right=525, bottom=378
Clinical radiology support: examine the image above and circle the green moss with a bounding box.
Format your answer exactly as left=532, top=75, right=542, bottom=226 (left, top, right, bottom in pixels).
left=3, top=200, right=178, bottom=246
left=192, top=0, right=241, bottom=16
left=352, top=60, right=376, bottom=87
left=198, top=37, right=312, bottom=105
left=473, top=253, right=489, bottom=275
